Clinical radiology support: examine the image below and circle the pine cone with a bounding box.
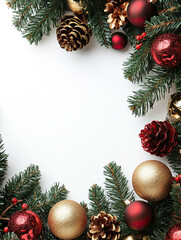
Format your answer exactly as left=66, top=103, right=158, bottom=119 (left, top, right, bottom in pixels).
left=87, top=211, right=121, bottom=240
left=104, top=0, right=129, bottom=29
left=56, top=15, right=92, bottom=52
left=139, top=121, right=177, bottom=157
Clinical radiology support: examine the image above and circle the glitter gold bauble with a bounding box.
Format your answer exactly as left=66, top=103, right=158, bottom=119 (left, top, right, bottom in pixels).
left=167, top=92, right=181, bottom=123
left=48, top=200, right=87, bottom=239
left=122, top=235, right=137, bottom=240
left=132, top=160, right=172, bottom=202
left=67, top=0, right=83, bottom=14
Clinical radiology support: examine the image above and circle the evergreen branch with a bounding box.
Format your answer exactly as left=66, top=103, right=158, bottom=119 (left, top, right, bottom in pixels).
left=22, top=0, right=67, bottom=44
left=84, top=0, right=111, bottom=47
left=88, top=184, right=110, bottom=218
left=122, top=23, right=143, bottom=46
left=175, top=69, right=181, bottom=91
left=128, top=67, right=175, bottom=117
left=124, top=39, right=154, bottom=83
left=3, top=233, right=18, bottom=240
left=150, top=196, right=173, bottom=238
left=170, top=182, right=181, bottom=224
left=167, top=121, right=181, bottom=174
left=2, top=165, right=41, bottom=212
left=146, top=15, right=181, bottom=38
left=0, top=136, right=8, bottom=187
left=104, top=162, right=135, bottom=224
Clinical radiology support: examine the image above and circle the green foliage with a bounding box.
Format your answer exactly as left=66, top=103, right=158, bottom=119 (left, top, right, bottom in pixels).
left=167, top=121, right=181, bottom=174
left=88, top=184, right=110, bottom=218
left=3, top=232, right=18, bottom=240
left=104, top=162, right=135, bottom=221
left=84, top=0, right=111, bottom=47
left=170, top=182, right=181, bottom=224
left=128, top=67, right=176, bottom=117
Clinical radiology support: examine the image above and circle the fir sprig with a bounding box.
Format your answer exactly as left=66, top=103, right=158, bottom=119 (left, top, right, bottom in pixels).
left=3, top=232, right=18, bottom=240
left=88, top=184, right=110, bottom=218
left=0, top=136, right=8, bottom=188
left=128, top=67, right=176, bottom=117
left=84, top=0, right=111, bottom=47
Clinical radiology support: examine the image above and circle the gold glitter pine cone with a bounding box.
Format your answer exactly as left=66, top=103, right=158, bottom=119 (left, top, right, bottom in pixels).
left=87, top=211, right=121, bottom=240
left=56, top=15, right=92, bottom=52
left=104, top=0, right=129, bottom=29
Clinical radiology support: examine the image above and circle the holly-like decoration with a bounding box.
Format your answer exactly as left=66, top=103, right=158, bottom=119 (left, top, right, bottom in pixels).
left=111, top=32, right=128, bottom=50
left=124, top=201, right=154, bottom=231
left=151, top=33, right=181, bottom=68
left=139, top=120, right=178, bottom=157
left=127, top=0, right=155, bottom=28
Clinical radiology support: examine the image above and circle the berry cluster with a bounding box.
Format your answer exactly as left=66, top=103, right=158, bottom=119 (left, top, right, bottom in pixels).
left=3, top=198, right=28, bottom=233
left=135, top=32, right=147, bottom=50
left=173, top=175, right=181, bottom=183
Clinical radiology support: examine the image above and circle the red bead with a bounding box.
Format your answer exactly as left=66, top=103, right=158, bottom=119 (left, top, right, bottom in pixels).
left=151, top=33, right=181, bottom=68
left=12, top=198, right=18, bottom=204
left=135, top=35, right=141, bottom=41
left=165, top=223, right=181, bottom=240
left=22, top=203, right=28, bottom=210
left=124, top=201, right=154, bottom=231
left=141, top=32, right=147, bottom=38
left=127, top=0, right=155, bottom=28
left=175, top=177, right=180, bottom=182
left=111, top=32, right=128, bottom=50
left=178, top=174, right=181, bottom=180
left=136, top=43, right=142, bottom=50
left=4, top=227, right=9, bottom=233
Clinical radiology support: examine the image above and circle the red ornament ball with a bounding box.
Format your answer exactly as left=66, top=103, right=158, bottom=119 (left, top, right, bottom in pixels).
left=165, top=223, right=181, bottom=240
left=8, top=210, right=42, bottom=240
left=127, top=0, right=155, bottom=28
left=124, top=201, right=154, bottom=231
left=111, top=32, right=127, bottom=50
left=151, top=33, right=181, bottom=68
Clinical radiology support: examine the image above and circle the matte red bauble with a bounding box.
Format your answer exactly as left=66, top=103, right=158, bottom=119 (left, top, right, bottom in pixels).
left=127, top=0, right=155, bottom=28
left=165, top=223, right=181, bottom=240
left=151, top=33, right=181, bottom=68
left=124, top=201, right=154, bottom=231
left=8, top=210, right=42, bottom=240
left=111, top=32, right=128, bottom=50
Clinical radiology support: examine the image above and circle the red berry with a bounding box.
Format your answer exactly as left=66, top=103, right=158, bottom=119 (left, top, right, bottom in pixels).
left=22, top=203, right=28, bottom=210
left=135, top=35, right=141, bottom=41
left=141, top=32, right=147, bottom=38
left=12, top=198, right=18, bottom=204
left=175, top=176, right=180, bottom=182
left=178, top=174, right=181, bottom=180
left=136, top=43, right=143, bottom=50
left=4, top=227, right=9, bottom=233
left=172, top=177, right=175, bottom=181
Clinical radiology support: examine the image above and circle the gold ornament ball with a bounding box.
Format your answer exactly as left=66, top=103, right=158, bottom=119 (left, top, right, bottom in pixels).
left=132, top=160, right=172, bottom=202
left=48, top=200, right=87, bottom=239
left=67, top=0, right=83, bottom=14
left=122, top=235, right=136, bottom=240
left=167, top=92, right=181, bottom=123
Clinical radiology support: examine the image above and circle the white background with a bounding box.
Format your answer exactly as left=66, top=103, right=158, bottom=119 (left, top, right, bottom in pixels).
left=0, top=2, right=176, bottom=203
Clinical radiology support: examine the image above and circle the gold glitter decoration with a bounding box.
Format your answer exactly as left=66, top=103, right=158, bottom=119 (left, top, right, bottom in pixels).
left=67, top=0, right=83, bottom=14
left=122, top=235, right=151, bottom=240
left=122, top=235, right=136, bottom=240
left=167, top=92, right=181, bottom=123
left=132, top=160, right=172, bottom=202
left=48, top=200, right=87, bottom=239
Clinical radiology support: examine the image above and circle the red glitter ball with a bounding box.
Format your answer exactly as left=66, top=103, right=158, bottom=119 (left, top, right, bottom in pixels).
left=8, top=210, right=42, bottom=240
left=124, top=201, right=154, bottom=231
left=111, top=32, right=127, bottom=50
left=165, top=223, right=181, bottom=240
left=151, top=33, right=181, bottom=68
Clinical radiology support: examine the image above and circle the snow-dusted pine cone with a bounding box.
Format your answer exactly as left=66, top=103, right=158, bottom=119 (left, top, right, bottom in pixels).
left=139, top=120, right=177, bottom=157
left=87, top=211, right=121, bottom=240
left=56, top=15, right=92, bottom=52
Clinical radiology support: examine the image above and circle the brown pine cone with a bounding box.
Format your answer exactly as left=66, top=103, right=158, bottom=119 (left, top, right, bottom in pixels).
left=105, top=0, right=129, bottom=29
left=139, top=121, right=178, bottom=157
left=56, top=15, right=92, bottom=52
left=87, top=211, right=121, bottom=240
